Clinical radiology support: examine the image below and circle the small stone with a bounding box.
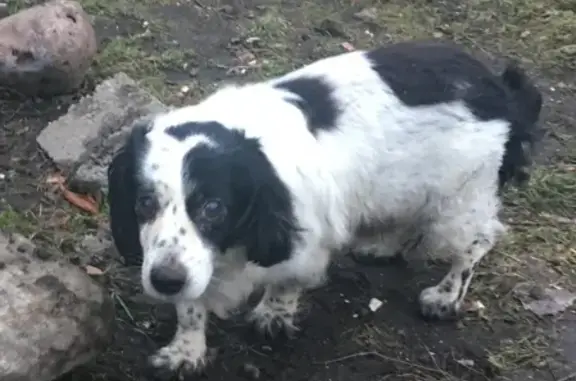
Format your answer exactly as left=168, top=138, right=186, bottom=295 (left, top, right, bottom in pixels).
left=35, top=248, right=53, bottom=260
left=456, top=358, right=475, bottom=367
left=368, top=297, right=383, bottom=312
left=0, top=0, right=98, bottom=96
left=316, top=19, right=348, bottom=39
left=260, top=345, right=272, bottom=352
left=341, top=42, right=355, bottom=52
left=559, top=44, right=576, bottom=55
left=529, top=285, right=547, bottom=300
left=79, top=234, right=111, bottom=256
left=245, top=36, right=261, bottom=46
left=9, top=233, right=36, bottom=255
left=353, top=7, right=378, bottom=23
left=219, top=5, right=236, bottom=15
left=239, top=363, right=261, bottom=379
left=236, top=50, right=256, bottom=64
left=188, top=67, right=200, bottom=77
left=85, top=265, right=104, bottom=276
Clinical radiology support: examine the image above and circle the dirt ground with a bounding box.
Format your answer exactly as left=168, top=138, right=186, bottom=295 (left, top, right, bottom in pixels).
left=2, top=0, right=576, bottom=380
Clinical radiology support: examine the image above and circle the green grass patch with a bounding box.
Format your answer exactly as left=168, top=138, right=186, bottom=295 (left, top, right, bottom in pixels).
left=91, top=35, right=195, bottom=101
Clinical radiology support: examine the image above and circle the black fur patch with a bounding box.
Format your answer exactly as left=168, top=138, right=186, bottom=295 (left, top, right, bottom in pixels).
left=365, top=41, right=510, bottom=121
left=166, top=121, right=223, bottom=141
left=275, top=77, right=340, bottom=136
left=107, top=120, right=151, bottom=266
left=178, top=121, right=300, bottom=267
left=365, top=40, right=543, bottom=189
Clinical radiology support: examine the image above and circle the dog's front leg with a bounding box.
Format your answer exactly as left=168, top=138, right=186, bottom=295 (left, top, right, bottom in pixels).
left=149, top=301, right=210, bottom=380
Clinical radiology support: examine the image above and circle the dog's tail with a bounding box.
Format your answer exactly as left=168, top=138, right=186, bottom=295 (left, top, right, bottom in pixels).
left=498, top=62, right=544, bottom=189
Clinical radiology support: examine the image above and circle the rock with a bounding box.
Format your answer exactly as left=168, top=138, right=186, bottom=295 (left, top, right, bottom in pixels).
left=36, top=72, right=169, bottom=192
left=0, top=0, right=97, bottom=96
left=0, top=3, right=8, bottom=19
left=353, top=7, right=378, bottom=23
left=0, top=231, right=115, bottom=381
left=239, top=363, right=261, bottom=379
left=315, top=19, right=348, bottom=39
left=79, top=233, right=112, bottom=256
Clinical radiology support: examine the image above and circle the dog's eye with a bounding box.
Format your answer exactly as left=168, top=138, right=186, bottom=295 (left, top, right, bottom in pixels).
left=201, top=199, right=226, bottom=221
left=135, top=193, right=159, bottom=222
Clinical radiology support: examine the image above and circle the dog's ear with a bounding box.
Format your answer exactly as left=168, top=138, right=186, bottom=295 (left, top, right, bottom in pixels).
left=243, top=187, right=298, bottom=268
left=236, top=159, right=300, bottom=268
left=107, top=122, right=149, bottom=266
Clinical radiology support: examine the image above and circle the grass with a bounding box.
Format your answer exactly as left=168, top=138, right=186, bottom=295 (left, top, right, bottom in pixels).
left=6, top=0, right=173, bottom=18
left=90, top=35, right=195, bottom=101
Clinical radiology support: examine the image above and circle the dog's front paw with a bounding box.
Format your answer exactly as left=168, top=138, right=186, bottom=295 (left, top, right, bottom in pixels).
left=418, top=285, right=461, bottom=321
left=147, top=338, right=212, bottom=380
left=247, top=302, right=299, bottom=339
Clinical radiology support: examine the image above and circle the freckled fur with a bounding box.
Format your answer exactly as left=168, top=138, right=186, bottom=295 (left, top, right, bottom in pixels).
left=107, top=40, right=543, bottom=376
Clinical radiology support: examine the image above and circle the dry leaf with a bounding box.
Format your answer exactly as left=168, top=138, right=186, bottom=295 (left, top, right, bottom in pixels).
left=60, top=186, right=99, bottom=215
left=341, top=42, right=355, bottom=52
left=85, top=265, right=104, bottom=276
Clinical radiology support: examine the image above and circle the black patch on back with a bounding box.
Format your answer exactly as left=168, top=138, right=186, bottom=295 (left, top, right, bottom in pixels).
left=366, top=40, right=544, bottom=191
left=166, top=121, right=226, bottom=141
left=365, top=40, right=510, bottom=121
left=178, top=121, right=300, bottom=267
left=275, top=77, right=340, bottom=136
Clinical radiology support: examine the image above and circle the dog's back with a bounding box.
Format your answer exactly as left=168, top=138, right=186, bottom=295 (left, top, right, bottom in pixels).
left=262, top=41, right=542, bottom=243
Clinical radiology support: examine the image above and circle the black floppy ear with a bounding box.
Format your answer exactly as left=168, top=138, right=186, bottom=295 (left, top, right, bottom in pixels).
left=241, top=183, right=300, bottom=268
left=107, top=137, right=143, bottom=267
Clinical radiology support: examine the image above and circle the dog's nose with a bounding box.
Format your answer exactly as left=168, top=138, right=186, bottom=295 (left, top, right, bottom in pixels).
left=150, top=263, right=187, bottom=295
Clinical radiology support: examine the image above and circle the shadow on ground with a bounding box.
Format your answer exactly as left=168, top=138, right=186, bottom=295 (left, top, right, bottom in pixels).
left=2, top=0, right=576, bottom=380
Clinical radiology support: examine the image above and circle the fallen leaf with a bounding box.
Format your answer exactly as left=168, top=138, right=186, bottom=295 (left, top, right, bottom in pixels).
left=341, top=42, right=355, bottom=52
left=60, top=186, right=99, bottom=215
left=85, top=265, right=104, bottom=276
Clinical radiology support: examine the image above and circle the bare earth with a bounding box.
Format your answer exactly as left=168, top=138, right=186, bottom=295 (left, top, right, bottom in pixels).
left=2, top=0, right=576, bottom=380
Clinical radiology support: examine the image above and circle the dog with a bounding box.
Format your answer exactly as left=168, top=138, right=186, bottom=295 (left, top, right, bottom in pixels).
left=107, top=40, right=543, bottom=378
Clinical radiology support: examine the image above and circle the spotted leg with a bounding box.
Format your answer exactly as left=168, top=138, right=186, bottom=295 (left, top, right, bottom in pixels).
left=148, top=301, right=210, bottom=380
left=419, top=219, right=505, bottom=320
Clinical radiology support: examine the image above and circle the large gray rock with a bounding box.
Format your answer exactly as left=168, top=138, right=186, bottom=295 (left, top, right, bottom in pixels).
left=0, top=0, right=97, bottom=96
left=36, top=72, right=169, bottom=192
left=0, top=232, right=115, bottom=381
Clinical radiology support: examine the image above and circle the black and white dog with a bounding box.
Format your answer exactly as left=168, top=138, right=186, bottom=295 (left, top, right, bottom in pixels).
left=107, top=40, right=542, bottom=377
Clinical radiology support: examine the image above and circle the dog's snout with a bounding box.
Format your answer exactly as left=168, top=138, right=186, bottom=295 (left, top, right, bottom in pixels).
left=150, top=262, right=188, bottom=296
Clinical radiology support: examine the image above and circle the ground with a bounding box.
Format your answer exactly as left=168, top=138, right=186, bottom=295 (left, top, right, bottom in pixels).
left=1, top=0, right=576, bottom=380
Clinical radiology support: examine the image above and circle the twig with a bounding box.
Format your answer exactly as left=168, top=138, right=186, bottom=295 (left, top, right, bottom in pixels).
left=314, top=351, right=448, bottom=376
left=113, top=292, right=136, bottom=323
left=558, top=371, right=576, bottom=381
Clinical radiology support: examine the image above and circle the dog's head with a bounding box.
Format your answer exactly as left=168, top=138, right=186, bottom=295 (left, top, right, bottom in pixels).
left=107, top=113, right=299, bottom=302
